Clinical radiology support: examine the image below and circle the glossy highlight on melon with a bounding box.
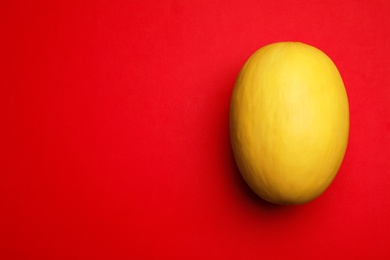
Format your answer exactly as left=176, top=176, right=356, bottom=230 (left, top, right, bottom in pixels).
left=230, top=42, right=349, bottom=205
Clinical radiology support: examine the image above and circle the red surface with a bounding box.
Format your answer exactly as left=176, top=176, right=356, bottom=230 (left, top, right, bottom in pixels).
left=1, top=0, right=390, bottom=259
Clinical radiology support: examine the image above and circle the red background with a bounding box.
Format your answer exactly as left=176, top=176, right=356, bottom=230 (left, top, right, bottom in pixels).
left=1, top=0, right=390, bottom=259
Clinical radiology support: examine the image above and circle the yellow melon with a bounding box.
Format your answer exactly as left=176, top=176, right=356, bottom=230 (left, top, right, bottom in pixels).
left=230, top=42, right=349, bottom=205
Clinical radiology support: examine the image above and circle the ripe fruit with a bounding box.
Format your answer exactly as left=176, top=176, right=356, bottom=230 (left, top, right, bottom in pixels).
left=230, top=42, right=349, bottom=205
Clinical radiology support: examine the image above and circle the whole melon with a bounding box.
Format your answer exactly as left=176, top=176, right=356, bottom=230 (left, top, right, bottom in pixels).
left=230, top=42, right=349, bottom=205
